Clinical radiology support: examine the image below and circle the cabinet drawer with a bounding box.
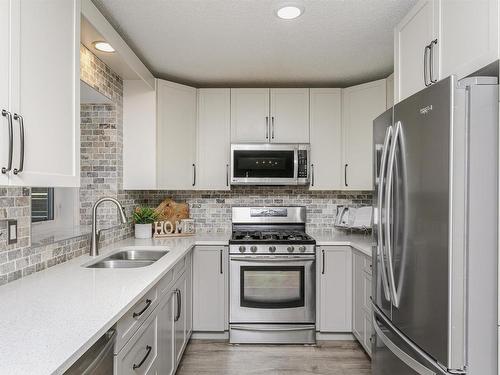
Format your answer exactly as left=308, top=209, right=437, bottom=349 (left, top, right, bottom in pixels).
left=115, top=309, right=158, bottom=375
left=173, top=254, right=187, bottom=280
left=363, top=272, right=372, bottom=314
left=363, top=255, right=372, bottom=275
left=115, top=286, right=158, bottom=354
left=157, top=269, right=174, bottom=296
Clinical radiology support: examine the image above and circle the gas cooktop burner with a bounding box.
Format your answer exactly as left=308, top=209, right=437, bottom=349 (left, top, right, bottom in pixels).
left=230, top=230, right=315, bottom=244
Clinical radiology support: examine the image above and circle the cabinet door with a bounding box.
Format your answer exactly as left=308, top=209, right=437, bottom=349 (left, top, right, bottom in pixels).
left=0, top=0, right=10, bottom=185
left=319, top=246, right=352, bottom=332
left=440, top=0, right=499, bottom=80
left=193, top=247, right=228, bottom=332
left=394, top=0, right=439, bottom=102
left=197, top=89, right=231, bottom=190
left=230, top=88, right=270, bottom=143
left=157, top=291, right=175, bottom=375
left=185, top=250, right=193, bottom=337
left=309, top=89, right=342, bottom=190
left=352, top=252, right=365, bottom=343
left=10, top=0, right=80, bottom=187
left=270, top=88, right=309, bottom=143
left=157, top=79, right=197, bottom=190
left=173, top=272, right=187, bottom=365
left=342, top=79, right=386, bottom=190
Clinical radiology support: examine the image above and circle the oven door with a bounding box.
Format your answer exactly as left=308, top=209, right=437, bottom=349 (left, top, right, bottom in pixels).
left=230, top=255, right=316, bottom=323
left=231, top=144, right=298, bottom=185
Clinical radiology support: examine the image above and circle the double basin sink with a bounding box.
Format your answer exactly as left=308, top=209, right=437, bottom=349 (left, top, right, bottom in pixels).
left=86, top=248, right=169, bottom=269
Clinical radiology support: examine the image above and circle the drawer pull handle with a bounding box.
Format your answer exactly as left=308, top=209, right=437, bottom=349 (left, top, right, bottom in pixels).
left=132, top=345, right=152, bottom=370
left=132, top=299, right=152, bottom=318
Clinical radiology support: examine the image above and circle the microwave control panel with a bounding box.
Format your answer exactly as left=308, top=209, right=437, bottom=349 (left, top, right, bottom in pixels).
left=297, top=150, right=308, bottom=178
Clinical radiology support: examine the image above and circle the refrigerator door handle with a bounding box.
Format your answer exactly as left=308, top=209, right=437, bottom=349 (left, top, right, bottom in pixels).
left=385, top=121, right=401, bottom=308
left=377, top=125, right=393, bottom=302
left=373, top=315, right=437, bottom=375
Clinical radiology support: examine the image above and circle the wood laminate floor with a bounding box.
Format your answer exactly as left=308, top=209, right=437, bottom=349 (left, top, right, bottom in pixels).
left=176, top=340, right=371, bottom=375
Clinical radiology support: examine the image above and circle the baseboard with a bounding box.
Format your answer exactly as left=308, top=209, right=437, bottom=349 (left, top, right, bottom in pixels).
left=316, top=332, right=355, bottom=341
left=191, top=331, right=229, bottom=340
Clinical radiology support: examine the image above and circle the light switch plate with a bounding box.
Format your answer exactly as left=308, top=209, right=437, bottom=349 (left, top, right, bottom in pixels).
left=7, top=220, right=17, bottom=244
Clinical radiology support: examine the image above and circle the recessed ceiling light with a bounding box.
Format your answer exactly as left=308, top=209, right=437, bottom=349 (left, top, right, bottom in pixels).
left=93, top=41, right=115, bottom=53
left=276, top=5, right=304, bottom=20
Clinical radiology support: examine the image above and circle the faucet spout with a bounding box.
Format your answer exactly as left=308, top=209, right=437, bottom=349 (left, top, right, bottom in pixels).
left=90, top=197, right=127, bottom=257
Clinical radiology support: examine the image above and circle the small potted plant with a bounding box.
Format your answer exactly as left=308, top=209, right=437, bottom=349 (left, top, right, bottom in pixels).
left=132, top=206, right=158, bottom=239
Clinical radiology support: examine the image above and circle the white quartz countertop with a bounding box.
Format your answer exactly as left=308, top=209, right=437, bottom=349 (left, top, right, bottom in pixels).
left=0, top=231, right=372, bottom=375
left=0, top=233, right=229, bottom=375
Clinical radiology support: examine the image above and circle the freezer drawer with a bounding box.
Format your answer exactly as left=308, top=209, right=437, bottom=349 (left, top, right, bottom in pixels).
left=372, top=307, right=448, bottom=375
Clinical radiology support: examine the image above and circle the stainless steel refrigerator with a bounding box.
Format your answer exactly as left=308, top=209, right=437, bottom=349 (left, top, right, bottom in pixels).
left=372, top=76, right=498, bottom=375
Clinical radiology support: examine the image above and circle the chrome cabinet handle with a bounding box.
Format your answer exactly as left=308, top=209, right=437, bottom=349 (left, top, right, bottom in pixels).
left=271, top=116, right=275, bottom=139
left=192, top=163, right=196, bottom=186
left=265, top=116, right=269, bottom=139
left=344, top=164, right=348, bottom=187
left=132, top=299, right=152, bottom=318
left=1, top=110, right=13, bottom=174
left=321, top=249, right=325, bottom=274
left=219, top=249, right=223, bottom=274
left=423, top=44, right=431, bottom=87
left=132, top=345, right=152, bottom=370
left=429, top=39, right=438, bottom=84
left=13, top=114, right=24, bottom=175
left=311, top=164, right=314, bottom=186
left=226, top=164, right=229, bottom=186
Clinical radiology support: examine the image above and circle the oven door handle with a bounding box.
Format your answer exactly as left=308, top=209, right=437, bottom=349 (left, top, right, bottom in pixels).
left=230, top=256, right=316, bottom=262
left=231, top=325, right=316, bottom=332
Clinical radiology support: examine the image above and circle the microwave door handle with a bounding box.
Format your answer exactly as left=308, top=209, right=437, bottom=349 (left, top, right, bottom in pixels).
left=385, top=121, right=401, bottom=308
left=378, top=126, right=393, bottom=302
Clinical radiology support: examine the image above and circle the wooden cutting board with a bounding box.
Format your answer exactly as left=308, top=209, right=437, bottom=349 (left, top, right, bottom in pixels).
left=154, top=198, right=190, bottom=230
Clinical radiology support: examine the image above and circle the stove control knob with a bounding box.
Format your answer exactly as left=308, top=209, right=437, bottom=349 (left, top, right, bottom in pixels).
left=250, top=246, right=258, bottom=253
left=287, top=246, right=295, bottom=253
left=239, top=246, right=246, bottom=253
left=269, top=246, right=276, bottom=253
left=298, top=246, right=306, bottom=253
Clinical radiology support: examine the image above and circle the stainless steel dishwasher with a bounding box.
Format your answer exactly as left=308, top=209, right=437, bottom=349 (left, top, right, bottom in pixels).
left=64, top=328, right=115, bottom=374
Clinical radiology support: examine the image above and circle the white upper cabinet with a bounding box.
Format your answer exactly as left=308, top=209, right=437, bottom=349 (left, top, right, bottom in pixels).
left=0, top=0, right=10, bottom=186
left=230, top=88, right=270, bottom=143
left=270, top=88, right=310, bottom=143
left=395, top=0, right=439, bottom=103
left=6, top=0, right=80, bottom=187
left=197, top=89, right=231, bottom=190
left=342, top=79, right=386, bottom=191
left=309, top=89, right=342, bottom=190
left=440, top=0, right=499, bottom=80
left=157, top=79, right=197, bottom=190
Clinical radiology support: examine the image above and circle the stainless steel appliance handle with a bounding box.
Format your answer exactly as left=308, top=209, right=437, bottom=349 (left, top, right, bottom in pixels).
left=311, top=163, right=315, bottom=186
left=81, top=329, right=116, bottom=374
left=265, top=116, right=269, bottom=139
left=344, top=164, right=348, bottom=187
left=132, top=299, right=152, bottom=318
left=271, top=116, right=275, bottom=139
left=13, top=113, right=24, bottom=175
left=385, top=121, right=401, bottom=308
left=429, top=39, right=438, bottom=84
left=219, top=249, right=223, bottom=274
left=321, top=249, right=325, bottom=274
left=231, top=325, right=315, bottom=332
left=373, top=315, right=436, bottom=375
left=192, top=163, right=196, bottom=186
left=378, top=126, right=393, bottom=302
left=230, top=255, right=316, bottom=262
left=424, top=44, right=431, bottom=87
left=1, top=109, right=13, bottom=174
left=226, top=164, right=229, bottom=186
left=132, top=345, right=152, bottom=370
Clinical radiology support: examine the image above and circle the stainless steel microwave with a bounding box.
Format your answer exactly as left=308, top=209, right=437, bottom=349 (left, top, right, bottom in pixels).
left=230, top=144, right=310, bottom=185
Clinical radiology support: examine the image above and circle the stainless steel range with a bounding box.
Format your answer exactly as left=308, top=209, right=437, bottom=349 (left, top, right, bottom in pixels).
left=229, top=206, right=316, bottom=344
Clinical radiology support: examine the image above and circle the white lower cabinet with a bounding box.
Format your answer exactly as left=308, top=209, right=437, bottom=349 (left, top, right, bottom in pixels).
left=114, top=251, right=193, bottom=375
left=352, top=249, right=372, bottom=356
left=317, top=246, right=352, bottom=332
left=192, top=246, right=229, bottom=332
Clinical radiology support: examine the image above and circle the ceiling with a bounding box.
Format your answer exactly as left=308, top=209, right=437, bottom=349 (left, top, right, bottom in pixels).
left=91, top=0, right=416, bottom=88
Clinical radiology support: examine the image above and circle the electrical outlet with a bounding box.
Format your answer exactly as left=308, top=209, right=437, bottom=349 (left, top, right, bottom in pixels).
left=7, top=220, right=17, bottom=244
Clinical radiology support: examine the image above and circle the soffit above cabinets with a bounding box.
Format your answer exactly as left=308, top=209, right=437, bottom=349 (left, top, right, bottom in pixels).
left=91, top=0, right=416, bottom=87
